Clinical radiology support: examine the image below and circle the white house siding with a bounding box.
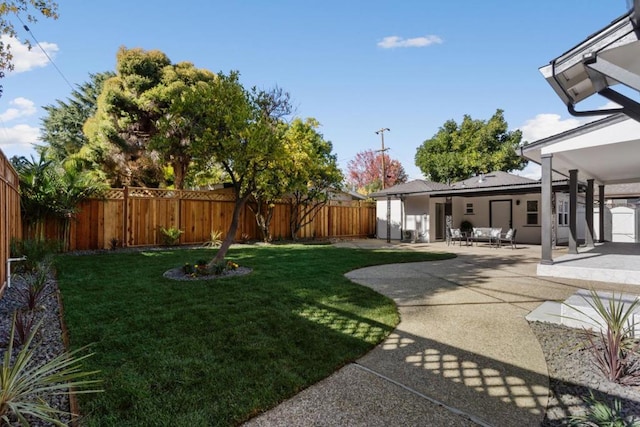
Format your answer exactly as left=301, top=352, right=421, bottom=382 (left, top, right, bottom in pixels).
left=376, top=199, right=403, bottom=240
left=454, top=195, right=544, bottom=245
left=403, top=196, right=430, bottom=242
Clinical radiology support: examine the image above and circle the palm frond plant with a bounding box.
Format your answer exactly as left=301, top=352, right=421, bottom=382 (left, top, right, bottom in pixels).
left=564, top=289, right=640, bottom=384
left=0, top=313, right=102, bottom=426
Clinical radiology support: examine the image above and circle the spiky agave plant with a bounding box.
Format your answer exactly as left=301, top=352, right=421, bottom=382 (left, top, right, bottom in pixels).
left=569, top=391, right=639, bottom=427
left=0, top=312, right=102, bottom=426
left=565, top=289, right=640, bottom=384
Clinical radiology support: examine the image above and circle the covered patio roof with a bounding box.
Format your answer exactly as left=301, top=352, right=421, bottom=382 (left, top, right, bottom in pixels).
left=520, top=113, right=640, bottom=185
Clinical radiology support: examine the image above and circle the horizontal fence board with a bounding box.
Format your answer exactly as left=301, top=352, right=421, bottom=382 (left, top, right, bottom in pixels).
left=23, top=187, right=375, bottom=250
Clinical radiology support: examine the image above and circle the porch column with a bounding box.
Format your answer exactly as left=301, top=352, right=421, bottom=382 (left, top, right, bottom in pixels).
left=568, top=169, right=578, bottom=254
left=598, top=185, right=606, bottom=242
left=585, top=179, right=594, bottom=248
left=541, top=154, right=553, bottom=264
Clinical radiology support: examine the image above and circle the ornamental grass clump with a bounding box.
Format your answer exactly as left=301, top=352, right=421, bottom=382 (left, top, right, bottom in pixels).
left=565, top=289, right=640, bottom=385
left=16, top=264, right=52, bottom=311
left=0, top=313, right=102, bottom=426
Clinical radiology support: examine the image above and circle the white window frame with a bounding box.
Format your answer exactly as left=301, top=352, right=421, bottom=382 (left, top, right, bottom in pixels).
left=557, top=200, right=569, bottom=226
left=465, top=203, right=474, bottom=214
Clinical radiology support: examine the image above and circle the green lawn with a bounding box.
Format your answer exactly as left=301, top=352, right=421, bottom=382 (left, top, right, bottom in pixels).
left=56, top=244, right=454, bottom=426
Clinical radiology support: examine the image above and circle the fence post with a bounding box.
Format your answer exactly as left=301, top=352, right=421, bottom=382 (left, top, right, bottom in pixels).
left=123, top=186, right=129, bottom=248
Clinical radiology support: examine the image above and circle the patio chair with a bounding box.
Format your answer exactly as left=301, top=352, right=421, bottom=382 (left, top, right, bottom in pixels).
left=448, top=228, right=466, bottom=246
left=499, top=228, right=517, bottom=249
left=489, top=227, right=502, bottom=248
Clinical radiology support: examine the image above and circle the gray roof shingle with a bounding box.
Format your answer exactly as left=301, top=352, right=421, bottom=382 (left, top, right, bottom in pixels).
left=369, top=180, right=452, bottom=198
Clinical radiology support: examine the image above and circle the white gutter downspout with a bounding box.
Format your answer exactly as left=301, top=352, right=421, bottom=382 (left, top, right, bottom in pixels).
left=5, top=256, right=26, bottom=288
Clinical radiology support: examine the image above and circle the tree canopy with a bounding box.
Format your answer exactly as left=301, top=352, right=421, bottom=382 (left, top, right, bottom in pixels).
left=347, top=149, right=407, bottom=194
left=38, top=71, right=114, bottom=162
left=82, top=47, right=218, bottom=188
left=0, top=0, right=58, bottom=95
left=414, top=109, right=527, bottom=183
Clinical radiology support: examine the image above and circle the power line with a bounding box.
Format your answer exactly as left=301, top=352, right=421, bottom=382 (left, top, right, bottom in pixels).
left=15, top=14, right=75, bottom=91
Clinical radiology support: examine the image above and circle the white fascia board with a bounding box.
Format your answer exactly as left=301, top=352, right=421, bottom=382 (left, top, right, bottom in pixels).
left=540, top=116, right=640, bottom=155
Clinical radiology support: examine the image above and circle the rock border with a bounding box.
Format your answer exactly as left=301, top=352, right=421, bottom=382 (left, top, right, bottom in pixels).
left=163, top=266, right=252, bottom=281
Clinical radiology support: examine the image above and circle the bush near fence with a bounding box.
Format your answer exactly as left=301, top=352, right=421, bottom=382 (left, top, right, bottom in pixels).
left=0, top=151, right=22, bottom=292
left=24, top=187, right=375, bottom=250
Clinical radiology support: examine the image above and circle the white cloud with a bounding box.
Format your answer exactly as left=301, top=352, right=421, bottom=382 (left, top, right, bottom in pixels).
left=1, top=35, right=58, bottom=74
left=0, top=97, right=37, bottom=122
left=0, top=123, right=40, bottom=158
left=377, top=35, right=443, bottom=49
left=519, top=113, right=583, bottom=143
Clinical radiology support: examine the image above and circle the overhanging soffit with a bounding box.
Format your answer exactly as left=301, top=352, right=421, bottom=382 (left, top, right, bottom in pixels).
left=540, top=2, right=640, bottom=121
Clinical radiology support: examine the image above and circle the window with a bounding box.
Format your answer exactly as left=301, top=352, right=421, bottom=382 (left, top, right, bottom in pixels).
left=465, top=203, right=474, bottom=214
left=526, top=200, right=538, bottom=225
left=558, top=200, right=568, bottom=226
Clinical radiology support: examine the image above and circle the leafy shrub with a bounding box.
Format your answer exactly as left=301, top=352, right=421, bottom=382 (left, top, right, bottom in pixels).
left=212, top=261, right=227, bottom=275
left=10, top=238, right=61, bottom=272
left=0, top=313, right=102, bottom=425
left=565, top=289, right=640, bottom=385
left=160, top=227, right=183, bottom=246
left=460, top=220, right=473, bottom=235
left=182, top=263, right=195, bottom=275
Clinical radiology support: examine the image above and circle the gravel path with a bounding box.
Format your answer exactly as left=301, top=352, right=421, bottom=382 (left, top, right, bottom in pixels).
left=530, top=321, right=640, bottom=425
left=0, top=271, right=71, bottom=426
left=3, top=264, right=640, bottom=425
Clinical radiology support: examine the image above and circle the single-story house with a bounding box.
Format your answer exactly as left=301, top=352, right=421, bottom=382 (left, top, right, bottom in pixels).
left=370, top=171, right=582, bottom=245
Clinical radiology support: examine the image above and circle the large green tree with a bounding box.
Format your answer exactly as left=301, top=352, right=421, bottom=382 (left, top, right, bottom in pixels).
left=0, top=1, right=58, bottom=96
left=414, top=109, right=527, bottom=183
left=83, top=47, right=218, bottom=188
left=146, top=62, right=218, bottom=189
left=83, top=47, right=171, bottom=187
left=284, top=118, right=343, bottom=240
left=38, top=71, right=114, bottom=162
left=187, top=73, right=292, bottom=262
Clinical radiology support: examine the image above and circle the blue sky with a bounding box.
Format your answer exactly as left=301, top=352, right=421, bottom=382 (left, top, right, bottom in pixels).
left=0, top=0, right=630, bottom=181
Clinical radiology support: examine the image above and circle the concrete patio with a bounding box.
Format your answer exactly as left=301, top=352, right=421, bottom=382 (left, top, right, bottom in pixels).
left=538, top=242, right=640, bottom=285
left=245, top=239, right=640, bottom=426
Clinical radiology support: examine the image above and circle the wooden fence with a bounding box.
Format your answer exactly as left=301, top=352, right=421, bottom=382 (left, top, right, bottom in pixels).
left=31, top=187, right=375, bottom=250
left=0, top=151, right=21, bottom=292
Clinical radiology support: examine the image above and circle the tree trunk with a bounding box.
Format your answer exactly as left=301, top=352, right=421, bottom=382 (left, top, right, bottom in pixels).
left=210, top=194, right=249, bottom=265
left=172, top=158, right=188, bottom=190
left=248, top=199, right=273, bottom=242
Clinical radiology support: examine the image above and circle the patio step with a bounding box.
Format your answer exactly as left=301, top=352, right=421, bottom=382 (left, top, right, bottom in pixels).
left=527, top=289, right=640, bottom=337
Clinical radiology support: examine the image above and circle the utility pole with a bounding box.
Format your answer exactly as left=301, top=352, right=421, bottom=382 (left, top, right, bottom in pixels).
left=375, top=127, right=391, bottom=242
left=375, top=127, right=390, bottom=189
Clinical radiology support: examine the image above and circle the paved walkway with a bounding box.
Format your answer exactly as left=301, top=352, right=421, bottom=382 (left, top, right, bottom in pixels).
left=245, top=240, right=640, bottom=426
